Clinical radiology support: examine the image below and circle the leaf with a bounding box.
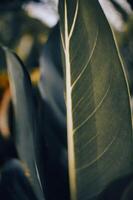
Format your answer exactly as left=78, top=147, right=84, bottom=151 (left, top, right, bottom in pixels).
left=0, top=47, right=6, bottom=71
left=38, top=24, right=69, bottom=200
left=59, top=0, right=133, bottom=199
left=39, top=24, right=67, bottom=146
left=98, top=174, right=133, bottom=200
left=4, top=48, right=44, bottom=200
left=0, top=159, right=38, bottom=200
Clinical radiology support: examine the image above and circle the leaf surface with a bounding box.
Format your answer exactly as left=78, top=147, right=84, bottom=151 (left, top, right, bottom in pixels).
left=59, top=0, right=133, bottom=199
left=38, top=24, right=69, bottom=200
left=4, top=48, right=44, bottom=200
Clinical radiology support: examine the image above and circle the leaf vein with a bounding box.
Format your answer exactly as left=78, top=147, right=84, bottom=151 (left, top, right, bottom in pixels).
left=77, top=132, right=118, bottom=172
left=69, top=1, right=79, bottom=40
left=71, top=29, right=99, bottom=90
left=73, top=83, right=111, bottom=134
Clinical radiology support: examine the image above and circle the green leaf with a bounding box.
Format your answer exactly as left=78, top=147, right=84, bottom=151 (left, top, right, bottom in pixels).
left=38, top=24, right=69, bottom=200
left=59, top=0, right=133, bottom=199
left=4, top=48, right=44, bottom=200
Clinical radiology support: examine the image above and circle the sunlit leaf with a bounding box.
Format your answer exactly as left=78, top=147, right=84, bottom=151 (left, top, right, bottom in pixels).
left=59, top=0, right=133, bottom=199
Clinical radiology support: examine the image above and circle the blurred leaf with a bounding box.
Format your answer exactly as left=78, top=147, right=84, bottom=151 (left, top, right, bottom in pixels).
left=4, top=48, right=44, bottom=200
left=0, top=135, right=18, bottom=166
left=127, top=0, right=133, bottom=9
left=0, top=159, right=38, bottom=200
left=0, top=73, right=9, bottom=91
left=0, top=10, right=48, bottom=71
left=38, top=24, right=69, bottom=200
left=0, top=47, right=7, bottom=77
left=0, top=0, right=40, bottom=10
left=121, top=179, right=133, bottom=200
left=118, top=16, right=133, bottom=95
left=110, top=0, right=128, bottom=21
left=59, top=0, right=133, bottom=199
left=0, top=88, right=10, bottom=138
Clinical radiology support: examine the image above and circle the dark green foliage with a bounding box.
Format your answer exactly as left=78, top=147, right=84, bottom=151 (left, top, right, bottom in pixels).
left=3, top=24, right=70, bottom=200
left=0, top=48, right=6, bottom=71
left=0, top=0, right=133, bottom=200
left=0, top=135, right=18, bottom=166
left=4, top=48, right=44, bottom=200
left=0, top=159, right=38, bottom=200
left=38, top=24, right=69, bottom=200
left=0, top=10, right=48, bottom=71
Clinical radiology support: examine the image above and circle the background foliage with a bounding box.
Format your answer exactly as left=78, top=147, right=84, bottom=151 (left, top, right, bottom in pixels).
left=0, top=0, right=133, bottom=200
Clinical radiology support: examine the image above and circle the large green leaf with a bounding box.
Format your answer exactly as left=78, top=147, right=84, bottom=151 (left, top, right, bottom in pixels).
left=4, top=48, right=44, bottom=200
left=59, top=0, right=133, bottom=199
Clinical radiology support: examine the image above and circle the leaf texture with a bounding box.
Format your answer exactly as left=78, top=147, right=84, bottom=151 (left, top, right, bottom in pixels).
left=59, top=0, right=133, bottom=199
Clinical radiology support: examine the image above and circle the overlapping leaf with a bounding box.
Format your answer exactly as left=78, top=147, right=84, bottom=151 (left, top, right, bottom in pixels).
left=4, top=48, right=44, bottom=200
left=38, top=24, right=69, bottom=200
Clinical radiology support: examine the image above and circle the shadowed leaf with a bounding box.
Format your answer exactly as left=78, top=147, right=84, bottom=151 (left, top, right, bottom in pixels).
left=4, top=48, right=44, bottom=200
left=38, top=24, right=69, bottom=200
